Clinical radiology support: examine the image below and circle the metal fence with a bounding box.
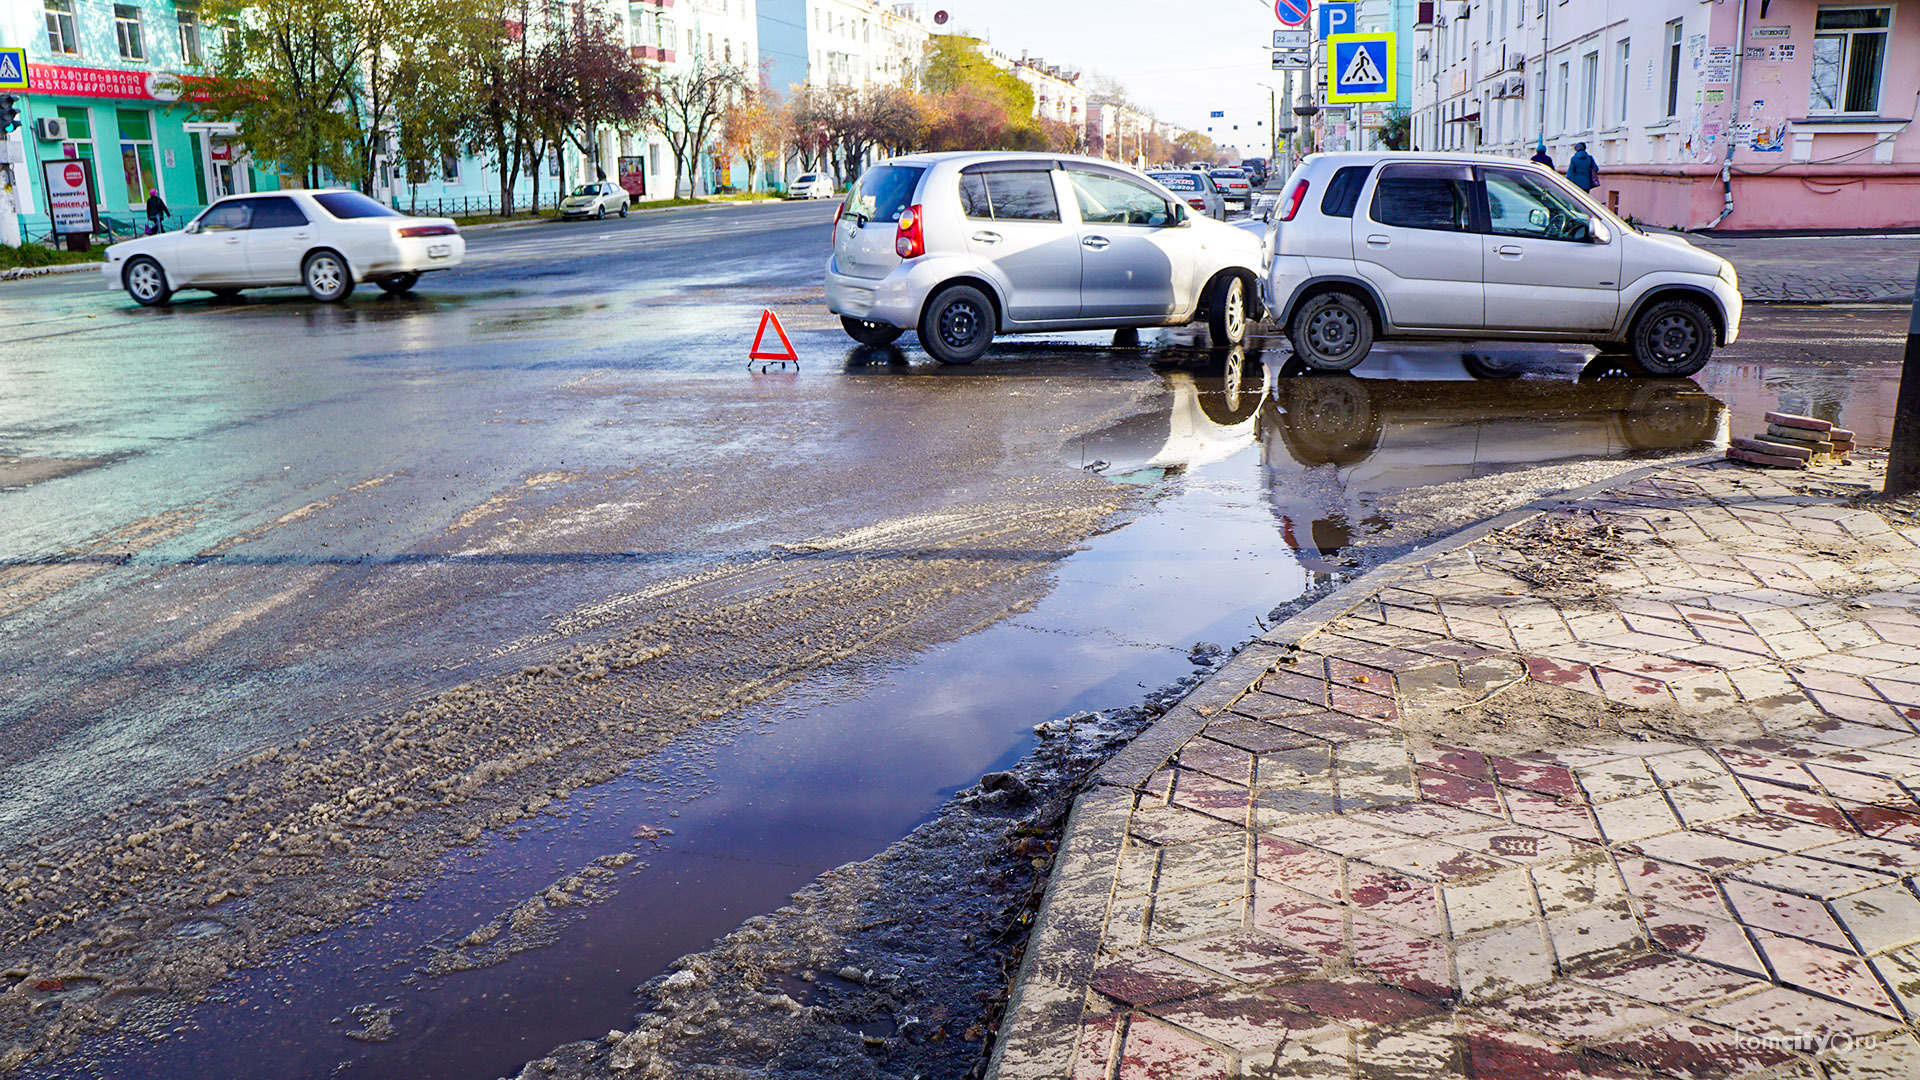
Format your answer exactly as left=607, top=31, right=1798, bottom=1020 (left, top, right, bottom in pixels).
left=394, top=190, right=567, bottom=219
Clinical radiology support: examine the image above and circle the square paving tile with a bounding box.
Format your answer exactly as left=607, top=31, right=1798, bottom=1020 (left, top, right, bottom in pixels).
left=1694, top=984, right=1903, bottom=1041
left=1262, top=977, right=1446, bottom=1027
left=1640, top=902, right=1768, bottom=977
left=1160, top=930, right=1326, bottom=984
left=1250, top=882, right=1346, bottom=958
left=1253, top=836, right=1343, bottom=899
left=1728, top=853, right=1898, bottom=900
left=1145, top=986, right=1343, bottom=1054
left=1112, top=1015, right=1230, bottom=1080
left=1532, top=852, right=1631, bottom=916
left=1089, top=948, right=1234, bottom=1007
left=1361, top=839, right=1513, bottom=883
left=1346, top=864, right=1444, bottom=934
left=1474, top=980, right=1675, bottom=1041
left=1443, top=868, right=1539, bottom=935
left=1349, top=913, right=1451, bottom=999
left=1753, top=931, right=1902, bottom=1017
left=1454, top=921, right=1556, bottom=1003
left=1590, top=1019, right=1794, bottom=1080
left=1720, top=878, right=1851, bottom=948
left=1504, top=790, right=1603, bottom=843
left=1593, top=791, right=1683, bottom=844
left=1832, top=881, right=1920, bottom=955
left=1572, top=952, right=1767, bottom=1010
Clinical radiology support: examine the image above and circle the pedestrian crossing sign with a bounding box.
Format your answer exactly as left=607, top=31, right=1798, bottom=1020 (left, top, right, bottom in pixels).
left=0, top=49, right=27, bottom=91
left=1326, top=33, right=1394, bottom=103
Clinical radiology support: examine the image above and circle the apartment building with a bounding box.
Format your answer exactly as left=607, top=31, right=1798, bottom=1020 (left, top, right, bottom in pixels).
left=617, top=0, right=760, bottom=197
left=1010, top=55, right=1086, bottom=132
left=1410, top=0, right=1920, bottom=229
left=758, top=0, right=928, bottom=96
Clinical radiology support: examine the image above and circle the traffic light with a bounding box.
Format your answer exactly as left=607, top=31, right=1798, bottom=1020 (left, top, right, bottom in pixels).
left=0, top=96, right=18, bottom=135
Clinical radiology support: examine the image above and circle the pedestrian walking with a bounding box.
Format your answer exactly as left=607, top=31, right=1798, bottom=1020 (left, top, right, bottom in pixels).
left=1567, top=142, right=1599, bottom=192
left=1530, top=142, right=1554, bottom=169
left=145, top=189, right=169, bottom=235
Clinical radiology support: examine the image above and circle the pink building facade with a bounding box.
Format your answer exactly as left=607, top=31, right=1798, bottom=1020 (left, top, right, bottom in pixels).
left=1411, top=0, right=1920, bottom=230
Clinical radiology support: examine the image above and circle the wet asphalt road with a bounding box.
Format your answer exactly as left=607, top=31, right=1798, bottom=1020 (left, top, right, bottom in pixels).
left=1, top=201, right=1915, bottom=1078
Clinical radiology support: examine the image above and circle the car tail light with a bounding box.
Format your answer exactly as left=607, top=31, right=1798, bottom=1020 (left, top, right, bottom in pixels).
left=398, top=225, right=458, bottom=238
left=895, top=204, right=924, bottom=259
left=1277, top=179, right=1310, bottom=222
left=1187, top=198, right=1207, bottom=210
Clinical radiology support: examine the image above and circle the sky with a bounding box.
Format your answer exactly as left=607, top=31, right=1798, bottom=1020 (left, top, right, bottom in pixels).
left=932, top=0, right=1298, bottom=156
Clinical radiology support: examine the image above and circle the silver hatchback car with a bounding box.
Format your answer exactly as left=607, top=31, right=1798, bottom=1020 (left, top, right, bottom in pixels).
left=1263, top=152, right=1742, bottom=376
left=825, top=152, right=1266, bottom=363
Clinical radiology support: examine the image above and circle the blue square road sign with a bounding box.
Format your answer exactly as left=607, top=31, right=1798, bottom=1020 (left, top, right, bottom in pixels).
left=1327, top=33, right=1395, bottom=104
left=1317, top=2, right=1355, bottom=40
left=0, top=49, right=27, bottom=91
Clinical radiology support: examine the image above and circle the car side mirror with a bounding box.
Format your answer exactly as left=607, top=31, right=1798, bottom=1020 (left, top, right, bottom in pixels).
left=1590, top=221, right=1612, bottom=244
left=184, top=222, right=201, bottom=234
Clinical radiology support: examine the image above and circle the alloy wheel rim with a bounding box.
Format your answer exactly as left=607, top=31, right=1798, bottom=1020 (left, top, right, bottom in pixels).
left=1224, top=281, right=1245, bottom=340
left=940, top=301, right=982, bottom=349
left=309, top=258, right=342, bottom=295
left=129, top=263, right=160, bottom=299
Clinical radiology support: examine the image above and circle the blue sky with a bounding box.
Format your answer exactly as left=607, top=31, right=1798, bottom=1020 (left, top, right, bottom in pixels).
left=934, top=0, right=1293, bottom=153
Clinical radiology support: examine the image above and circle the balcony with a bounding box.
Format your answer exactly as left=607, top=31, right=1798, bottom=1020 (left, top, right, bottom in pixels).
left=630, top=45, right=676, bottom=61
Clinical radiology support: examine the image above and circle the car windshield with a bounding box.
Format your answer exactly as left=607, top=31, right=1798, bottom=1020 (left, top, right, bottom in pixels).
left=841, top=165, right=924, bottom=224
left=1150, top=174, right=1200, bottom=191
left=570, top=184, right=601, bottom=196
left=312, top=191, right=401, bottom=219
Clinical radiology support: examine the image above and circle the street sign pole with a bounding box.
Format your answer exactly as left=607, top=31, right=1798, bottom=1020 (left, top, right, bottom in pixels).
left=1884, top=263, right=1920, bottom=496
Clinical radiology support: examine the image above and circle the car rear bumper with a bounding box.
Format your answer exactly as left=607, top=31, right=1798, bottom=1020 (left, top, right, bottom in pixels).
left=825, top=254, right=958, bottom=329
left=366, top=236, right=467, bottom=276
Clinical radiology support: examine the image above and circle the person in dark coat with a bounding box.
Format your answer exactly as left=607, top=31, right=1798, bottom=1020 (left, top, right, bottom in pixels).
left=1567, top=142, right=1599, bottom=191
left=145, top=189, right=168, bottom=234
left=1529, top=143, right=1554, bottom=169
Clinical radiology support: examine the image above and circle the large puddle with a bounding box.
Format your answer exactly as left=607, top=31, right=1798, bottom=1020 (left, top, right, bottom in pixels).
left=53, top=347, right=1727, bottom=1080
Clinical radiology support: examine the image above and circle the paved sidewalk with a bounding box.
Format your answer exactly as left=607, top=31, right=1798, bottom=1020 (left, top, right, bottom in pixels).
left=991, top=456, right=1920, bottom=1080
left=1691, top=233, right=1920, bottom=304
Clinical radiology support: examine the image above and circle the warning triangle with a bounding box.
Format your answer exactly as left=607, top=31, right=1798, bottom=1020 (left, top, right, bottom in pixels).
left=749, top=308, right=799, bottom=362
left=1340, top=46, right=1385, bottom=86
left=0, top=54, right=22, bottom=82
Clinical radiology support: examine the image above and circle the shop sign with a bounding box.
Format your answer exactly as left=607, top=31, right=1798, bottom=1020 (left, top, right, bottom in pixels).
left=25, top=63, right=180, bottom=100
left=41, top=157, right=96, bottom=235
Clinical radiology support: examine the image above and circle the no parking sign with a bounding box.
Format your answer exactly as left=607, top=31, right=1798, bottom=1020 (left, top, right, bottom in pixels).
left=1275, top=0, right=1308, bottom=27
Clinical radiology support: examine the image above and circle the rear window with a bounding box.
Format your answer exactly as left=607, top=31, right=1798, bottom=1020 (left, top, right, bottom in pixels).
left=1213, top=169, right=1245, bottom=178
left=1319, top=166, right=1371, bottom=218
left=958, top=170, right=1060, bottom=222
left=1150, top=174, right=1200, bottom=191
left=842, top=165, right=924, bottom=224
left=313, top=191, right=401, bottom=219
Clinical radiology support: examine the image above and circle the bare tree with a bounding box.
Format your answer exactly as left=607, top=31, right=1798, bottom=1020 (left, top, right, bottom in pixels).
left=650, top=61, right=749, bottom=197
left=536, top=0, right=656, bottom=188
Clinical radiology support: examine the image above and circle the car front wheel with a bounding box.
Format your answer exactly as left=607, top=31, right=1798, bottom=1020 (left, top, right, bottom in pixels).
left=124, top=256, right=172, bottom=306
left=1288, top=290, right=1374, bottom=372
left=303, top=250, right=354, bottom=303
left=618, top=204, right=628, bottom=218
left=1630, top=298, right=1713, bottom=376
left=841, top=316, right=903, bottom=347
left=1206, top=274, right=1250, bottom=348
left=596, top=205, right=606, bottom=220
left=918, top=283, right=996, bottom=364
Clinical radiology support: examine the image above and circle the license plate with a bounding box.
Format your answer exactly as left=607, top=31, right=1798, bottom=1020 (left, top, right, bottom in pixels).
left=428, top=244, right=450, bottom=258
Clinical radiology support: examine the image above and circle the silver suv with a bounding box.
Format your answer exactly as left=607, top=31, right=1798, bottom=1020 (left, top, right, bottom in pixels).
left=1263, top=152, right=1741, bottom=376
left=826, top=152, right=1266, bottom=363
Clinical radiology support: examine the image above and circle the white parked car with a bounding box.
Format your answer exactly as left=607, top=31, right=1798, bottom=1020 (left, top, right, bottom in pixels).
left=825, top=152, right=1266, bottom=363
left=1263, top=151, right=1741, bottom=376
left=102, top=189, right=464, bottom=306
left=787, top=174, right=836, bottom=199
left=559, top=181, right=630, bottom=219
left=1147, top=170, right=1227, bottom=221
left=1209, top=168, right=1254, bottom=211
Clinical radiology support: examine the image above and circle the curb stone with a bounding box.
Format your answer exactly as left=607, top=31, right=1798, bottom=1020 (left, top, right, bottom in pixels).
left=0, top=261, right=103, bottom=281
left=983, top=450, right=1721, bottom=1080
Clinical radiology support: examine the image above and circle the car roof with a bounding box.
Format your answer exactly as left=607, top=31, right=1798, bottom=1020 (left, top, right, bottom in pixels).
left=1299, top=150, right=1562, bottom=172
left=877, top=151, right=1150, bottom=172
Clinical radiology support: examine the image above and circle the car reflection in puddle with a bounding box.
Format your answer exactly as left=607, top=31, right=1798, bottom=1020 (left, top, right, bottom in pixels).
left=1085, top=343, right=1727, bottom=581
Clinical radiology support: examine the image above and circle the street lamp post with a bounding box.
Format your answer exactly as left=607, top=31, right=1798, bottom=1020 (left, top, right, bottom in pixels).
left=1256, top=82, right=1278, bottom=178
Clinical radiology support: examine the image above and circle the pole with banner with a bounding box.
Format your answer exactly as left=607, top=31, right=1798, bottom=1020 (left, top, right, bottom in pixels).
left=42, top=157, right=96, bottom=252
left=1885, top=263, right=1920, bottom=497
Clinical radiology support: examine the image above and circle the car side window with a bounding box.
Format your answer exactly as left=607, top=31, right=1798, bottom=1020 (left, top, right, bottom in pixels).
left=1067, top=170, right=1174, bottom=227
left=248, top=197, right=309, bottom=229
left=199, top=201, right=253, bottom=231
left=1370, top=163, right=1475, bottom=232
left=1483, top=169, right=1594, bottom=243
left=1319, top=166, right=1371, bottom=218
left=959, top=170, right=1061, bottom=222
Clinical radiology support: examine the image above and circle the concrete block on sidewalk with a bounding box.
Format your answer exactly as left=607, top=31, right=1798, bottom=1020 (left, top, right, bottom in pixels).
left=1766, top=412, right=1833, bottom=432
left=1734, top=436, right=1810, bottom=460
left=1765, top=425, right=1835, bottom=448
left=1728, top=447, right=1812, bottom=469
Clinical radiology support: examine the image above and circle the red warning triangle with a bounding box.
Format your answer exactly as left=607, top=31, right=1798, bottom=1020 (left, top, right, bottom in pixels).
left=749, top=308, right=799, bottom=362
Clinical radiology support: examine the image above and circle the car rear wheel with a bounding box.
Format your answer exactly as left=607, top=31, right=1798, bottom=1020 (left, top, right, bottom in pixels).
left=918, top=284, right=996, bottom=365
left=841, top=316, right=903, bottom=347
left=209, top=288, right=242, bottom=302
left=303, top=250, right=354, bottom=303
left=1630, top=298, right=1713, bottom=377
left=1206, top=274, right=1250, bottom=348
left=1288, top=290, right=1374, bottom=372
left=124, top=256, right=172, bottom=306
left=375, top=273, right=420, bottom=295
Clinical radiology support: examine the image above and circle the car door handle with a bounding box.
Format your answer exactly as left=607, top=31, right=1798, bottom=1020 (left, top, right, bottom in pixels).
left=971, top=231, right=1002, bottom=244
left=1495, top=244, right=1524, bottom=257
left=292, top=232, right=310, bottom=240
left=1082, top=236, right=1110, bottom=250
left=223, top=236, right=241, bottom=244
left=1366, top=234, right=1390, bottom=247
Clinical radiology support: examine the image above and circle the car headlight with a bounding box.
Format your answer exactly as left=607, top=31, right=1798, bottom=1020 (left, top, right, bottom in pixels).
left=1718, top=261, right=1737, bottom=287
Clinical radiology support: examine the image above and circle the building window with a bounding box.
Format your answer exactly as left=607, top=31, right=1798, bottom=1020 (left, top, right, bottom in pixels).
left=177, top=7, right=203, bottom=66
left=119, top=108, right=158, bottom=205
left=115, top=4, right=145, bottom=61
left=1663, top=19, right=1682, bottom=118
left=1809, top=6, right=1890, bottom=114
left=1556, top=61, right=1569, bottom=134
left=45, top=0, right=79, bottom=55
left=441, top=154, right=459, bottom=182
left=1581, top=51, right=1598, bottom=131
left=1614, top=40, right=1630, bottom=125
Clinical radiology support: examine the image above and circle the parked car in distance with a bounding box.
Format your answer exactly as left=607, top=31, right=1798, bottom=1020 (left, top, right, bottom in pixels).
left=102, top=189, right=464, bottom=306
left=1147, top=170, right=1227, bottom=221
left=1209, top=168, right=1254, bottom=210
left=786, top=174, right=837, bottom=199
left=559, top=181, right=630, bottom=219
left=1262, top=151, right=1741, bottom=377
left=1240, top=158, right=1269, bottom=188
left=825, top=152, right=1266, bottom=364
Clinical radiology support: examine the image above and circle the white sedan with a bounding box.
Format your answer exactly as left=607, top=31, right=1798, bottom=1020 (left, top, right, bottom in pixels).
left=102, top=189, right=465, bottom=306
